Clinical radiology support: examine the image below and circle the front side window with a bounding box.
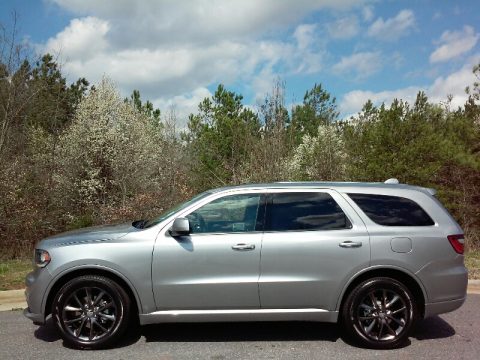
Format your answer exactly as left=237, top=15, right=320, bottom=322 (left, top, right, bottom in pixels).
left=186, top=194, right=263, bottom=234
left=348, top=193, right=435, bottom=226
left=265, top=192, right=351, bottom=231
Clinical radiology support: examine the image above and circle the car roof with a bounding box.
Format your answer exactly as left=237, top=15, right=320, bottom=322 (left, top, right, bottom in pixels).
left=209, top=181, right=436, bottom=196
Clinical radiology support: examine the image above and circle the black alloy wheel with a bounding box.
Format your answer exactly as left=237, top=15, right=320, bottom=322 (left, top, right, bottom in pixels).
left=342, top=277, right=418, bottom=349
left=52, top=275, right=131, bottom=349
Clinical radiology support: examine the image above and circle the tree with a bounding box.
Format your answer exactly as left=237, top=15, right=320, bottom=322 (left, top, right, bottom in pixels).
left=57, top=78, right=161, bottom=213
left=287, top=123, right=346, bottom=181
left=0, top=11, right=32, bottom=158
left=127, top=89, right=161, bottom=125
left=239, top=79, right=292, bottom=182
left=290, top=83, right=338, bottom=144
left=185, top=84, right=261, bottom=189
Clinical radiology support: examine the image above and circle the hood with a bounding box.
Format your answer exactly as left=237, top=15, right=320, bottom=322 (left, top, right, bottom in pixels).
left=38, top=222, right=136, bottom=248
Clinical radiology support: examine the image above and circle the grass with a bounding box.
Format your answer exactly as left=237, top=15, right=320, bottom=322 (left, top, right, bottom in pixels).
left=466, top=250, right=480, bottom=279
left=0, top=251, right=479, bottom=292
left=0, top=259, right=32, bottom=291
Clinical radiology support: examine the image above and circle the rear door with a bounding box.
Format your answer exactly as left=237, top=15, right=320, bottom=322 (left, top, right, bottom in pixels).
left=259, top=189, right=370, bottom=311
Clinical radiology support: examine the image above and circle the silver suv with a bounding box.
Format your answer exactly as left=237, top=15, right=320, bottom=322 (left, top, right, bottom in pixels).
left=24, top=180, right=468, bottom=349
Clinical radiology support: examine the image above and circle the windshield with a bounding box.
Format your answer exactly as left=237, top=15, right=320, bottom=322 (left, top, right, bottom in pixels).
left=143, top=191, right=212, bottom=228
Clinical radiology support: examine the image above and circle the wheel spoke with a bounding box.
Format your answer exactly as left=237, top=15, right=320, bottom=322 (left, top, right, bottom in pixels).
left=359, top=303, right=373, bottom=312
left=73, top=294, right=83, bottom=308
left=387, top=315, right=405, bottom=327
left=93, top=319, right=108, bottom=333
left=365, top=318, right=377, bottom=335
left=369, top=292, right=378, bottom=310
left=385, top=321, right=397, bottom=336
left=359, top=315, right=375, bottom=321
left=386, top=295, right=400, bottom=309
left=74, top=317, right=87, bottom=337
left=378, top=321, right=384, bottom=340
left=98, top=313, right=115, bottom=321
left=93, top=290, right=105, bottom=306
left=64, top=305, right=82, bottom=312
left=89, top=318, right=94, bottom=340
left=391, top=306, right=406, bottom=315
left=382, top=290, right=387, bottom=311
left=98, top=301, right=114, bottom=312
left=65, top=316, right=83, bottom=324
left=85, top=288, right=93, bottom=306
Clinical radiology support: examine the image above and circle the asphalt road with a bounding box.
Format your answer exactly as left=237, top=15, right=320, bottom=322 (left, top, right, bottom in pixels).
left=1, top=295, right=479, bottom=360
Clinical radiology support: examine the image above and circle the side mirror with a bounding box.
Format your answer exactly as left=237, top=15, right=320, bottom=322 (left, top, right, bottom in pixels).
left=169, top=217, right=190, bottom=237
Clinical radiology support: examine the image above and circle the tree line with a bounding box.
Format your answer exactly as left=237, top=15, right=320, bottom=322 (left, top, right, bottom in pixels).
left=1, top=25, right=479, bottom=258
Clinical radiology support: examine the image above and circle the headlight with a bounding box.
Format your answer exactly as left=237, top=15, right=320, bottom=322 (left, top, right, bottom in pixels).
left=35, top=249, right=51, bottom=268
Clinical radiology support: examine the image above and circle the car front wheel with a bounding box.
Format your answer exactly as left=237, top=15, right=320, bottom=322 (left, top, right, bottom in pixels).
left=341, top=277, right=418, bottom=349
left=52, top=275, right=131, bottom=349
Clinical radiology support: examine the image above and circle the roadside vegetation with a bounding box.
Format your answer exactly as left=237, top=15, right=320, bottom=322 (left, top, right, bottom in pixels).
left=0, top=259, right=31, bottom=290
left=1, top=18, right=479, bottom=282
left=466, top=251, right=480, bottom=279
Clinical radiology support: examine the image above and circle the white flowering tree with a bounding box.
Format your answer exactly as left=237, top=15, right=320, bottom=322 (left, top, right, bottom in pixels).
left=57, top=78, right=162, bottom=214
left=287, top=123, right=346, bottom=181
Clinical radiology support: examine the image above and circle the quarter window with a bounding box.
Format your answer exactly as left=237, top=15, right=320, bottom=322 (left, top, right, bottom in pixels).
left=266, top=192, right=351, bottom=231
left=348, top=193, right=434, bottom=226
left=186, top=194, right=262, bottom=234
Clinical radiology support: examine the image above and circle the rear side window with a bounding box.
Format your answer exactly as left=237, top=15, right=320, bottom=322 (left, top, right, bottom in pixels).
left=266, top=192, right=351, bottom=231
left=348, top=193, right=434, bottom=226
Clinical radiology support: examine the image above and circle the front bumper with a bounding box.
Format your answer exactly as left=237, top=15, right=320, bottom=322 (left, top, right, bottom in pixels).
left=23, top=268, right=53, bottom=325
left=23, top=307, right=45, bottom=325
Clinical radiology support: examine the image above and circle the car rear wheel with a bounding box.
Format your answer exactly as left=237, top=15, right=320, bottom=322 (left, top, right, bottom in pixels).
left=341, top=277, right=417, bottom=349
left=52, top=275, right=131, bottom=349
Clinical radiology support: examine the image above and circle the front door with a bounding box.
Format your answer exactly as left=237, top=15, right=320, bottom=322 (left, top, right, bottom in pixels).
left=152, top=192, right=265, bottom=310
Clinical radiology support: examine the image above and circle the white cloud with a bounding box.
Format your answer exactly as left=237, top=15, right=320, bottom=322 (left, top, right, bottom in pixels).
left=391, top=52, right=404, bottom=69
left=367, top=9, right=415, bottom=41
left=340, top=86, right=419, bottom=117
left=362, top=6, right=374, bottom=22
left=339, top=57, right=479, bottom=115
left=332, top=51, right=382, bottom=79
left=152, top=87, right=213, bottom=129
left=293, top=24, right=317, bottom=50
left=50, top=0, right=368, bottom=47
left=43, top=0, right=368, bottom=107
left=429, top=26, right=479, bottom=63
left=428, top=60, right=478, bottom=105
left=47, top=21, right=319, bottom=98
left=326, top=16, right=359, bottom=39
left=44, top=17, right=109, bottom=60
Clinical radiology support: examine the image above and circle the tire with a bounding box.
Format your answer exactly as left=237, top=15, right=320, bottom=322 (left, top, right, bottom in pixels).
left=341, top=277, right=418, bottom=349
left=52, top=275, right=131, bottom=349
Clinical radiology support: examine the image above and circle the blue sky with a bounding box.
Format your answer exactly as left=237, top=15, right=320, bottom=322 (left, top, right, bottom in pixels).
left=1, top=0, right=479, bottom=122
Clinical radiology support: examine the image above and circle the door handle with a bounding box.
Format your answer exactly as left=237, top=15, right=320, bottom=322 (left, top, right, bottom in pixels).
left=232, top=243, right=255, bottom=251
left=339, top=241, right=362, bottom=248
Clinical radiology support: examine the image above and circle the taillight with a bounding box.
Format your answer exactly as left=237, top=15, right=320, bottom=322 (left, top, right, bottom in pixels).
left=447, top=234, right=465, bottom=254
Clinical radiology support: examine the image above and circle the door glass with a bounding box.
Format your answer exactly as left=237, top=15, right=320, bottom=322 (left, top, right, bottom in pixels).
left=186, top=194, right=262, bottom=234
left=266, top=192, right=351, bottom=231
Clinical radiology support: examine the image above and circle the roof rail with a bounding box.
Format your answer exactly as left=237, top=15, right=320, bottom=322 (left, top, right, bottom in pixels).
left=384, top=178, right=400, bottom=184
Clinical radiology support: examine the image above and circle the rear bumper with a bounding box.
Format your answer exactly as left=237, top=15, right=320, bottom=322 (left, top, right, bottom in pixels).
left=424, top=296, right=466, bottom=318
left=23, top=307, right=45, bottom=325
